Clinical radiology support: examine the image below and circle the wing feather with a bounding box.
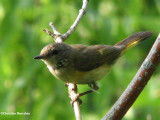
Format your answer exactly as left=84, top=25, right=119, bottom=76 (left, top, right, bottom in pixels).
left=71, top=44, right=125, bottom=71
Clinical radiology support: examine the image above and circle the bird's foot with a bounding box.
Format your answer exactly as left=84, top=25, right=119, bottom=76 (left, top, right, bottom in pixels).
left=88, top=82, right=99, bottom=91
left=65, top=83, right=82, bottom=106
left=71, top=94, right=82, bottom=107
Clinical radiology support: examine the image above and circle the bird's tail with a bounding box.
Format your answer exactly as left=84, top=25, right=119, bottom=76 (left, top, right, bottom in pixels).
left=115, top=31, right=153, bottom=54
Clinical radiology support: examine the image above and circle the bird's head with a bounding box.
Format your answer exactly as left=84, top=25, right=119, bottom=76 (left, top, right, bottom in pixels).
left=34, top=43, right=73, bottom=67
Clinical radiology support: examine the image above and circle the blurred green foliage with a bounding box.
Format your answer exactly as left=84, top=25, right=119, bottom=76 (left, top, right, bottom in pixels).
left=0, top=0, right=160, bottom=120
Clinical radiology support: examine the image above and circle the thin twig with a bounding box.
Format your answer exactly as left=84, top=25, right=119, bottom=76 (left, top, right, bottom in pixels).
left=43, top=0, right=89, bottom=43
left=43, top=29, right=56, bottom=39
left=102, top=33, right=160, bottom=120
left=62, top=0, right=89, bottom=40
left=49, top=22, right=61, bottom=35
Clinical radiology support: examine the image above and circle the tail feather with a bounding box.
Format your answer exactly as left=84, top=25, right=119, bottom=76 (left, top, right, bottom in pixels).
left=115, top=31, right=153, bottom=54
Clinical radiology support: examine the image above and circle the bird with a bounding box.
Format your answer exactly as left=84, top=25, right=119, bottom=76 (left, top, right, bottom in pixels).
left=34, top=31, right=152, bottom=95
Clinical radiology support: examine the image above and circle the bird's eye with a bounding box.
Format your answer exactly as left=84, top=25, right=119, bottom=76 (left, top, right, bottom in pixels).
left=52, top=50, right=59, bottom=55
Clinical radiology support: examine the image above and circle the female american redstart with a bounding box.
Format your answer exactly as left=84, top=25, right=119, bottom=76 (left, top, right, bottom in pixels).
left=34, top=31, right=152, bottom=91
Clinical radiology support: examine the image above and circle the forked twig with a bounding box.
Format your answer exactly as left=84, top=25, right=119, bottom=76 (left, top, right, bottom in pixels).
left=102, top=33, right=160, bottom=120
left=43, top=0, right=89, bottom=43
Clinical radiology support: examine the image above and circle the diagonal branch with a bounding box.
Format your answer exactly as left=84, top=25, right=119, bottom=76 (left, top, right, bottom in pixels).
left=61, top=0, right=89, bottom=40
left=102, top=33, right=160, bottom=120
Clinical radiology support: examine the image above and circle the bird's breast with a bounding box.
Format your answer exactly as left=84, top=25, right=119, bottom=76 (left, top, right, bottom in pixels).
left=48, top=64, right=112, bottom=84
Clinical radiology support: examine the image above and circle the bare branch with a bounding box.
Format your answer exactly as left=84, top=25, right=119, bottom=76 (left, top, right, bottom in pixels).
left=102, top=33, right=160, bottom=120
left=68, top=84, right=82, bottom=120
left=43, top=23, right=63, bottom=43
left=43, top=0, right=89, bottom=43
left=43, top=29, right=56, bottom=39
left=62, top=0, right=89, bottom=40
left=49, top=22, right=61, bottom=35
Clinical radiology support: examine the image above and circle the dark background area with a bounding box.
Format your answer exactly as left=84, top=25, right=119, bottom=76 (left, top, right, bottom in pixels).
left=0, top=0, right=160, bottom=120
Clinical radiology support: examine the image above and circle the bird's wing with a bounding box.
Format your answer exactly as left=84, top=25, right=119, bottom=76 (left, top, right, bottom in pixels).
left=71, top=44, right=125, bottom=71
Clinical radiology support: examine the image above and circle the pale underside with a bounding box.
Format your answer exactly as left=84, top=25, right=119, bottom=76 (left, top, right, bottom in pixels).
left=46, top=62, right=111, bottom=84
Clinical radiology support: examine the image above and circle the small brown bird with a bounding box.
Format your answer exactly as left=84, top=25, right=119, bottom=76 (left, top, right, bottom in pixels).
left=34, top=31, right=152, bottom=91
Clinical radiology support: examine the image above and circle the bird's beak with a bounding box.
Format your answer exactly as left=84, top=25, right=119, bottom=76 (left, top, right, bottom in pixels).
left=34, top=55, right=45, bottom=59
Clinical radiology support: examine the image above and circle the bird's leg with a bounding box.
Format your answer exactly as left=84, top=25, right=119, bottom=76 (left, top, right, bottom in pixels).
left=76, top=82, right=99, bottom=98
left=77, top=82, right=99, bottom=98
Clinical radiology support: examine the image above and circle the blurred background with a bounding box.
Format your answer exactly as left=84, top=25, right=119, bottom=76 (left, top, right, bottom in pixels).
left=0, top=0, right=160, bottom=120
